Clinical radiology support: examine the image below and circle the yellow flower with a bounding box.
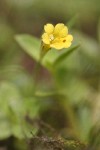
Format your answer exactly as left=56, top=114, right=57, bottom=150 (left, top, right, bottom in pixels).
left=42, top=23, right=73, bottom=50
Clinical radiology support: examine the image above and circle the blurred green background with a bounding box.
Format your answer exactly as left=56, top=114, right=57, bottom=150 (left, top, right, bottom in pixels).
left=0, top=0, right=100, bottom=150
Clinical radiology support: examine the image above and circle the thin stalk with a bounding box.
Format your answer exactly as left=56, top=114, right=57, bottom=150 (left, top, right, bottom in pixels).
left=33, top=42, right=49, bottom=93
left=58, top=96, right=81, bottom=140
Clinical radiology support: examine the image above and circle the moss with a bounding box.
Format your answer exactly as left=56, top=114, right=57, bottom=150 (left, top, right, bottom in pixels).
left=29, top=136, right=86, bottom=150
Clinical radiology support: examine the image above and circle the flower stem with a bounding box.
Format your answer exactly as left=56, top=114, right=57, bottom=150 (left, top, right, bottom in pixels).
left=58, top=96, right=81, bottom=139
left=33, top=42, right=49, bottom=92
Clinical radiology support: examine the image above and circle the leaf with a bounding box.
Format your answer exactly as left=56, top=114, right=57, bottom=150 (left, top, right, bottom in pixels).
left=12, top=116, right=38, bottom=139
left=23, top=98, right=39, bottom=118
left=0, top=82, right=23, bottom=139
left=78, top=107, right=92, bottom=141
left=0, top=82, right=23, bottom=116
left=15, top=34, right=40, bottom=61
left=67, top=14, right=79, bottom=29
left=0, top=118, right=12, bottom=139
left=54, top=45, right=80, bottom=66
left=42, top=45, right=80, bottom=69
left=74, top=31, right=99, bottom=59
left=42, top=48, right=59, bottom=68
left=15, top=34, right=58, bottom=68
left=0, top=82, right=39, bottom=139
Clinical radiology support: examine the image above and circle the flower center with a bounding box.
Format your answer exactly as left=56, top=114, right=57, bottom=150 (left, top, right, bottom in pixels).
left=49, top=34, right=54, bottom=41
left=63, top=39, right=66, bottom=43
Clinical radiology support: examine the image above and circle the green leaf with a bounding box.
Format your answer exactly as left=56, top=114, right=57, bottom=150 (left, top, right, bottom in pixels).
left=0, top=82, right=23, bottom=139
left=23, top=98, right=39, bottom=118
left=15, top=34, right=58, bottom=68
left=42, top=45, right=80, bottom=69
left=74, top=31, right=99, bottom=59
left=0, top=82, right=23, bottom=116
left=67, top=14, right=79, bottom=29
left=0, top=118, right=12, bottom=139
left=15, top=34, right=40, bottom=61
left=0, top=82, right=39, bottom=139
left=42, top=48, right=59, bottom=68
left=78, top=107, right=92, bottom=141
left=54, top=45, right=80, bottom=66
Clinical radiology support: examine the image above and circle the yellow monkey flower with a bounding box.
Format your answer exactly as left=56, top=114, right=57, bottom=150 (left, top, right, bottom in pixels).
left=42, top=23, right=73, bottom=50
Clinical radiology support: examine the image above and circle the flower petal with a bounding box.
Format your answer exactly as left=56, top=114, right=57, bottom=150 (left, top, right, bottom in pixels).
left=42, top=33, right=50, bottom=44
left=64, top=42, right=72, bottom=48
left=59, top=26, right=68, bottom=37
left=66, top=34, right=73, bottom=42
left=44, top=24, right=54, bottom=34
left=63, top=35, right=73, bottom=48
left=54, top=23, right=64, bottom=36
left=51, top=42, right=64, bottom=50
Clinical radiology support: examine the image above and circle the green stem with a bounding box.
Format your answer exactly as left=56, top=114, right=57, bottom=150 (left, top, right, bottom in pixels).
left=33, top=60, right=41, bottom=92
left=58, top=96, right=81, bottom=139
left=33, top=43, right=49, bottom=92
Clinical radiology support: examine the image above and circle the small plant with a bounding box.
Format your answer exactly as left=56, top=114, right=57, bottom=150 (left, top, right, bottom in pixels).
left=0, top=21, right=100, bottom=150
